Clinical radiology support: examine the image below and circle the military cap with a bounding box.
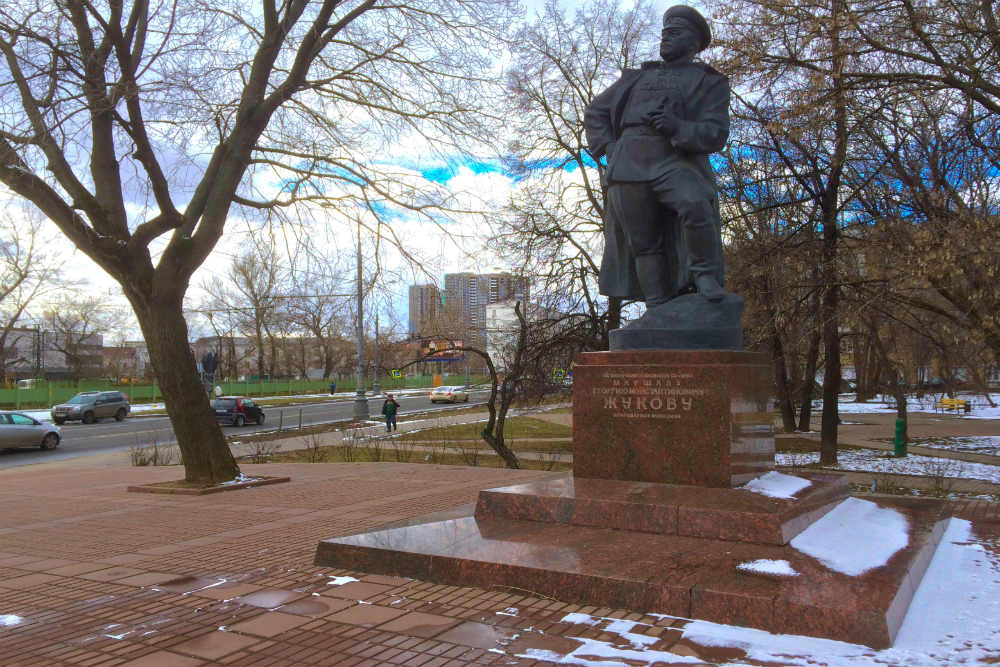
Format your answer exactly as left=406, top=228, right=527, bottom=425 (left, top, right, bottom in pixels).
left=663, top=5, right=711, bottom=51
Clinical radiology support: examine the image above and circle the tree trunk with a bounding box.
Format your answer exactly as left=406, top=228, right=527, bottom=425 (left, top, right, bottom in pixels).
left=819, top=0, right=848, bottom=467
left=607, top=296, right=622, bottom=333
left=819, top=262, right=841, bottom=465
left=131, top=293, right=240, bottom=484
left=771, top=330, right=797, bottom=433
left=483, top=381, right=522, bottom=469
left=797, top=325, right=821, bottom=431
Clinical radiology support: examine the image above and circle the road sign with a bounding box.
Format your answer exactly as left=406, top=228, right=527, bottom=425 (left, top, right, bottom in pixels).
left=552, top=369, right=565, bottom=380
left=391, top=369, right=402, bottom=379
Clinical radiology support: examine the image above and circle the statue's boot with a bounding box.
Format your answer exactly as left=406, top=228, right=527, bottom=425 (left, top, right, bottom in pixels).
left=634, top=253, right=675, bottom=307
left=685, top=217, right=725, bottom=302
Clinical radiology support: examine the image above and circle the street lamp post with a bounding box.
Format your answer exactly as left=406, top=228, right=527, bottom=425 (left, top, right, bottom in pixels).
left=372, top=314, right=381, bottom=395
left=353, top=221, right=369, bottom=421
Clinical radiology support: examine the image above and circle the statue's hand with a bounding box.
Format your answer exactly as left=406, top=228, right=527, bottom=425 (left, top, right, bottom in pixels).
left=645, top=108, right=680, bottom=136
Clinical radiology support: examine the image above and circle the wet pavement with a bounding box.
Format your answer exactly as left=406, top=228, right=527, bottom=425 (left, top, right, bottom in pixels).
left=2, top=420, right=1000, bottom=665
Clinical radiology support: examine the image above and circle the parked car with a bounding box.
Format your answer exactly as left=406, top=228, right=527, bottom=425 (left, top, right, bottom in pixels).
left=212, top=396, right=265, bottom=426
left=0, top=411, right=60, bottom=450
left=51, top=391, right=130, bottom=425
left=429, top=385, right=470, bottom=404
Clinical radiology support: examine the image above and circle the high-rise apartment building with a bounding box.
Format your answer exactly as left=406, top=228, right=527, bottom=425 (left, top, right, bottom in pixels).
left=443, top=272, right=529, bottom=345
left=408, top=284, right=443, bottom=338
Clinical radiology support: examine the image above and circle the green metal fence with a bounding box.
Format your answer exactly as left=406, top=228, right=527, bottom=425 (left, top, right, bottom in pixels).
left=0, top=374, right=488, bottom=410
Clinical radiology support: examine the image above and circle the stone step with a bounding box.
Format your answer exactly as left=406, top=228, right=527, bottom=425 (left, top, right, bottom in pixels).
left=475, top=473, right=849, bottom=545
left=315, top=495, right=948, bottom=649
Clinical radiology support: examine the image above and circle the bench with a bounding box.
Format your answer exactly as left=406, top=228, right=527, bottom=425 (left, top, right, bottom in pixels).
left=934, top=397, right=969, bottom=414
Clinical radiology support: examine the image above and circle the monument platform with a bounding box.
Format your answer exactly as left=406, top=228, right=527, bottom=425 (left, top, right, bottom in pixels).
left=314, top=349, right=948, bottom=648
left=475, top=473, right=849, bottom=545
left=315, top=492, right=947, bottom=648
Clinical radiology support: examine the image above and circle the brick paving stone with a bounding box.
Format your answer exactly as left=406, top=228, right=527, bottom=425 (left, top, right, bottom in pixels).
left=169, top=631, right=262, bottom=661
left=119, top=650, right=207, bottom=667
left=377, top=611, right=461, bottom=639
left=323, top=580, right=395, bottom=600
left=0, top=572, right=62, bottom=589
left=0, top=554, right=37, bottom=567
left=81, top=567, right=147, bottom=583
left=229, top=589, right=305, bottom=609
left=326, top=604, right=407, bottom=628
left=227, top=611, right=311, bottom=638
left=114, top=573, right=180, bottom=587
left=21, top=557, right=78, bottom=571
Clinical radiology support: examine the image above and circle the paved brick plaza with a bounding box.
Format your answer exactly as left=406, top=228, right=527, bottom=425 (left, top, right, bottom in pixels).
left=2, top=416, right=1000, bottom=666
left=0, top=460, right=716, bottom=666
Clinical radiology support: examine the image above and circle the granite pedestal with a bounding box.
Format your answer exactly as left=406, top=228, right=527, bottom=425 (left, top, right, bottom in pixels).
left=572, top=350, right=773, bottom=487
left=315, top=350, right=947, bottom=648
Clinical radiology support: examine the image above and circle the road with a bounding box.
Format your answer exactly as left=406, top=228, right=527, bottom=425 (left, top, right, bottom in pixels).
left=0, top=391, right=490, bottom=470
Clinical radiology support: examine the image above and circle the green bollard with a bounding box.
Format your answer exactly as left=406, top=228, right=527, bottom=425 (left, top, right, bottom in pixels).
left=893, top=418, right=907, bottom=457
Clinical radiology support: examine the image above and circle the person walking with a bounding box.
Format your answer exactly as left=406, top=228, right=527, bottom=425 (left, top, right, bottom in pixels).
left=381, top=393, right=400, bottom=433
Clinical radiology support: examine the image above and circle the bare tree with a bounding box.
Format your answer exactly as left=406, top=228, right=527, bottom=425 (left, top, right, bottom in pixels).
left=202, top=244, right=285, bottom=379
left=284, top=252, right=351, bottom=379
left=42, top=296, right=128, bottom=380
left=0, top=0, right=517, bottom=483
left=709, top=0, right=883, bottom=464
left=494, top=0, right=660, bottom=340
left=0, top=208, right=63, bottom=374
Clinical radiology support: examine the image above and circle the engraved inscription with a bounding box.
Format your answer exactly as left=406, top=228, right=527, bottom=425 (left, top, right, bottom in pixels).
left=592, top=371, right=707, bottom=419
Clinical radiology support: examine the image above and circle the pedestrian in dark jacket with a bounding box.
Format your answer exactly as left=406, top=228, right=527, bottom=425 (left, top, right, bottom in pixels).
left=381, top=394, right=400, bottom=432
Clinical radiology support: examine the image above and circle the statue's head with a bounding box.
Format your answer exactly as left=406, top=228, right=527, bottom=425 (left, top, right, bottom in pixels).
left=660, top=5, right=711, bottom=62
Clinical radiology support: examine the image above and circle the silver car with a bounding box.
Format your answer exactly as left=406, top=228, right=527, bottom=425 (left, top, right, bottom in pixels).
left=429, top=385, right=470, bottom=404
left=0, top=411, right=60, bottom=450
left=51, top=390, right=130, bottom=425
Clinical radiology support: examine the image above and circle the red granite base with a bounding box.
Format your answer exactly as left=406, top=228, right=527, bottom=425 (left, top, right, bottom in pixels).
left=315, top=496, right=948, bottom=648
left=573, top=350, right=774, bottom=487
left=475, top=473, right=849, bottom=545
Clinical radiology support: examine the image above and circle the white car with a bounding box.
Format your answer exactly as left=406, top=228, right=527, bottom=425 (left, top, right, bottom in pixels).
left=429, top=386, right=470, bottom=404
left=0, top=411, right=61, bottom=450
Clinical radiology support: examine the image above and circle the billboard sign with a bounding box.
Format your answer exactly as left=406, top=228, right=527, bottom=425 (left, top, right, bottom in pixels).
left=420, top=338, right=465, bottom=362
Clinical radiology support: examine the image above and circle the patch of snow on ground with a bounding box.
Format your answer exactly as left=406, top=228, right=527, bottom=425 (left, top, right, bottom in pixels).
left=741, top=471, right=811, bottom=498
left=326, top=575, right=359, bottom=586
left=826, top=393, right=1000, bottom=420
left=777, top=449, right=1000, bottom=484
left=220, top=474, right=262, bottom=486
left=603, top=619, right=659, bottom=647
left=521, top=638, right=703, bottom=666
left=1, top=614, right=23, bottom=627
left=917, top=436, right=1000, bottom=456
left=515, top=532, right=1000, bottom=667
left=680, top=518, right=1000, bottom=666
left=560, top=612, right=595, bottom=625
left=791, top=498, right=908, bottom=575
left=520, top=615, right=704, bottom=666
left=736, top=559, right=799, bottom=577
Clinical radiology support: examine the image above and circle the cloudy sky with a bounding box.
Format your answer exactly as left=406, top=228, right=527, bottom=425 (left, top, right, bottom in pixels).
left=6, top=0, right=685, bottom=338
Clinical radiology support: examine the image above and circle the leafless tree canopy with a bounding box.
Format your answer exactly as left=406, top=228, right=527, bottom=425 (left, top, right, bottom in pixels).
left=0, top=0, right=518, bottom=483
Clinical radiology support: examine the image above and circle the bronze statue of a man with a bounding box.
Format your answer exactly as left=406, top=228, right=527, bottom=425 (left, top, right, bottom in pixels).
left=585, top=5, right=729, bottom=308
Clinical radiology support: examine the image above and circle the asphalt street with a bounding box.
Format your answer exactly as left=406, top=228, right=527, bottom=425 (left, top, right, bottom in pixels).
left=0, top=390, right=490, bottom=469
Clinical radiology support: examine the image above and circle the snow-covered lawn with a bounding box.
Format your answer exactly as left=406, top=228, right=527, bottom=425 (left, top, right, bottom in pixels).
left=912, top=435, right=1000, bottom=456
left=778, top=448, right=1000, bottom=484
left=834, top=393, right=1000, bottom=420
